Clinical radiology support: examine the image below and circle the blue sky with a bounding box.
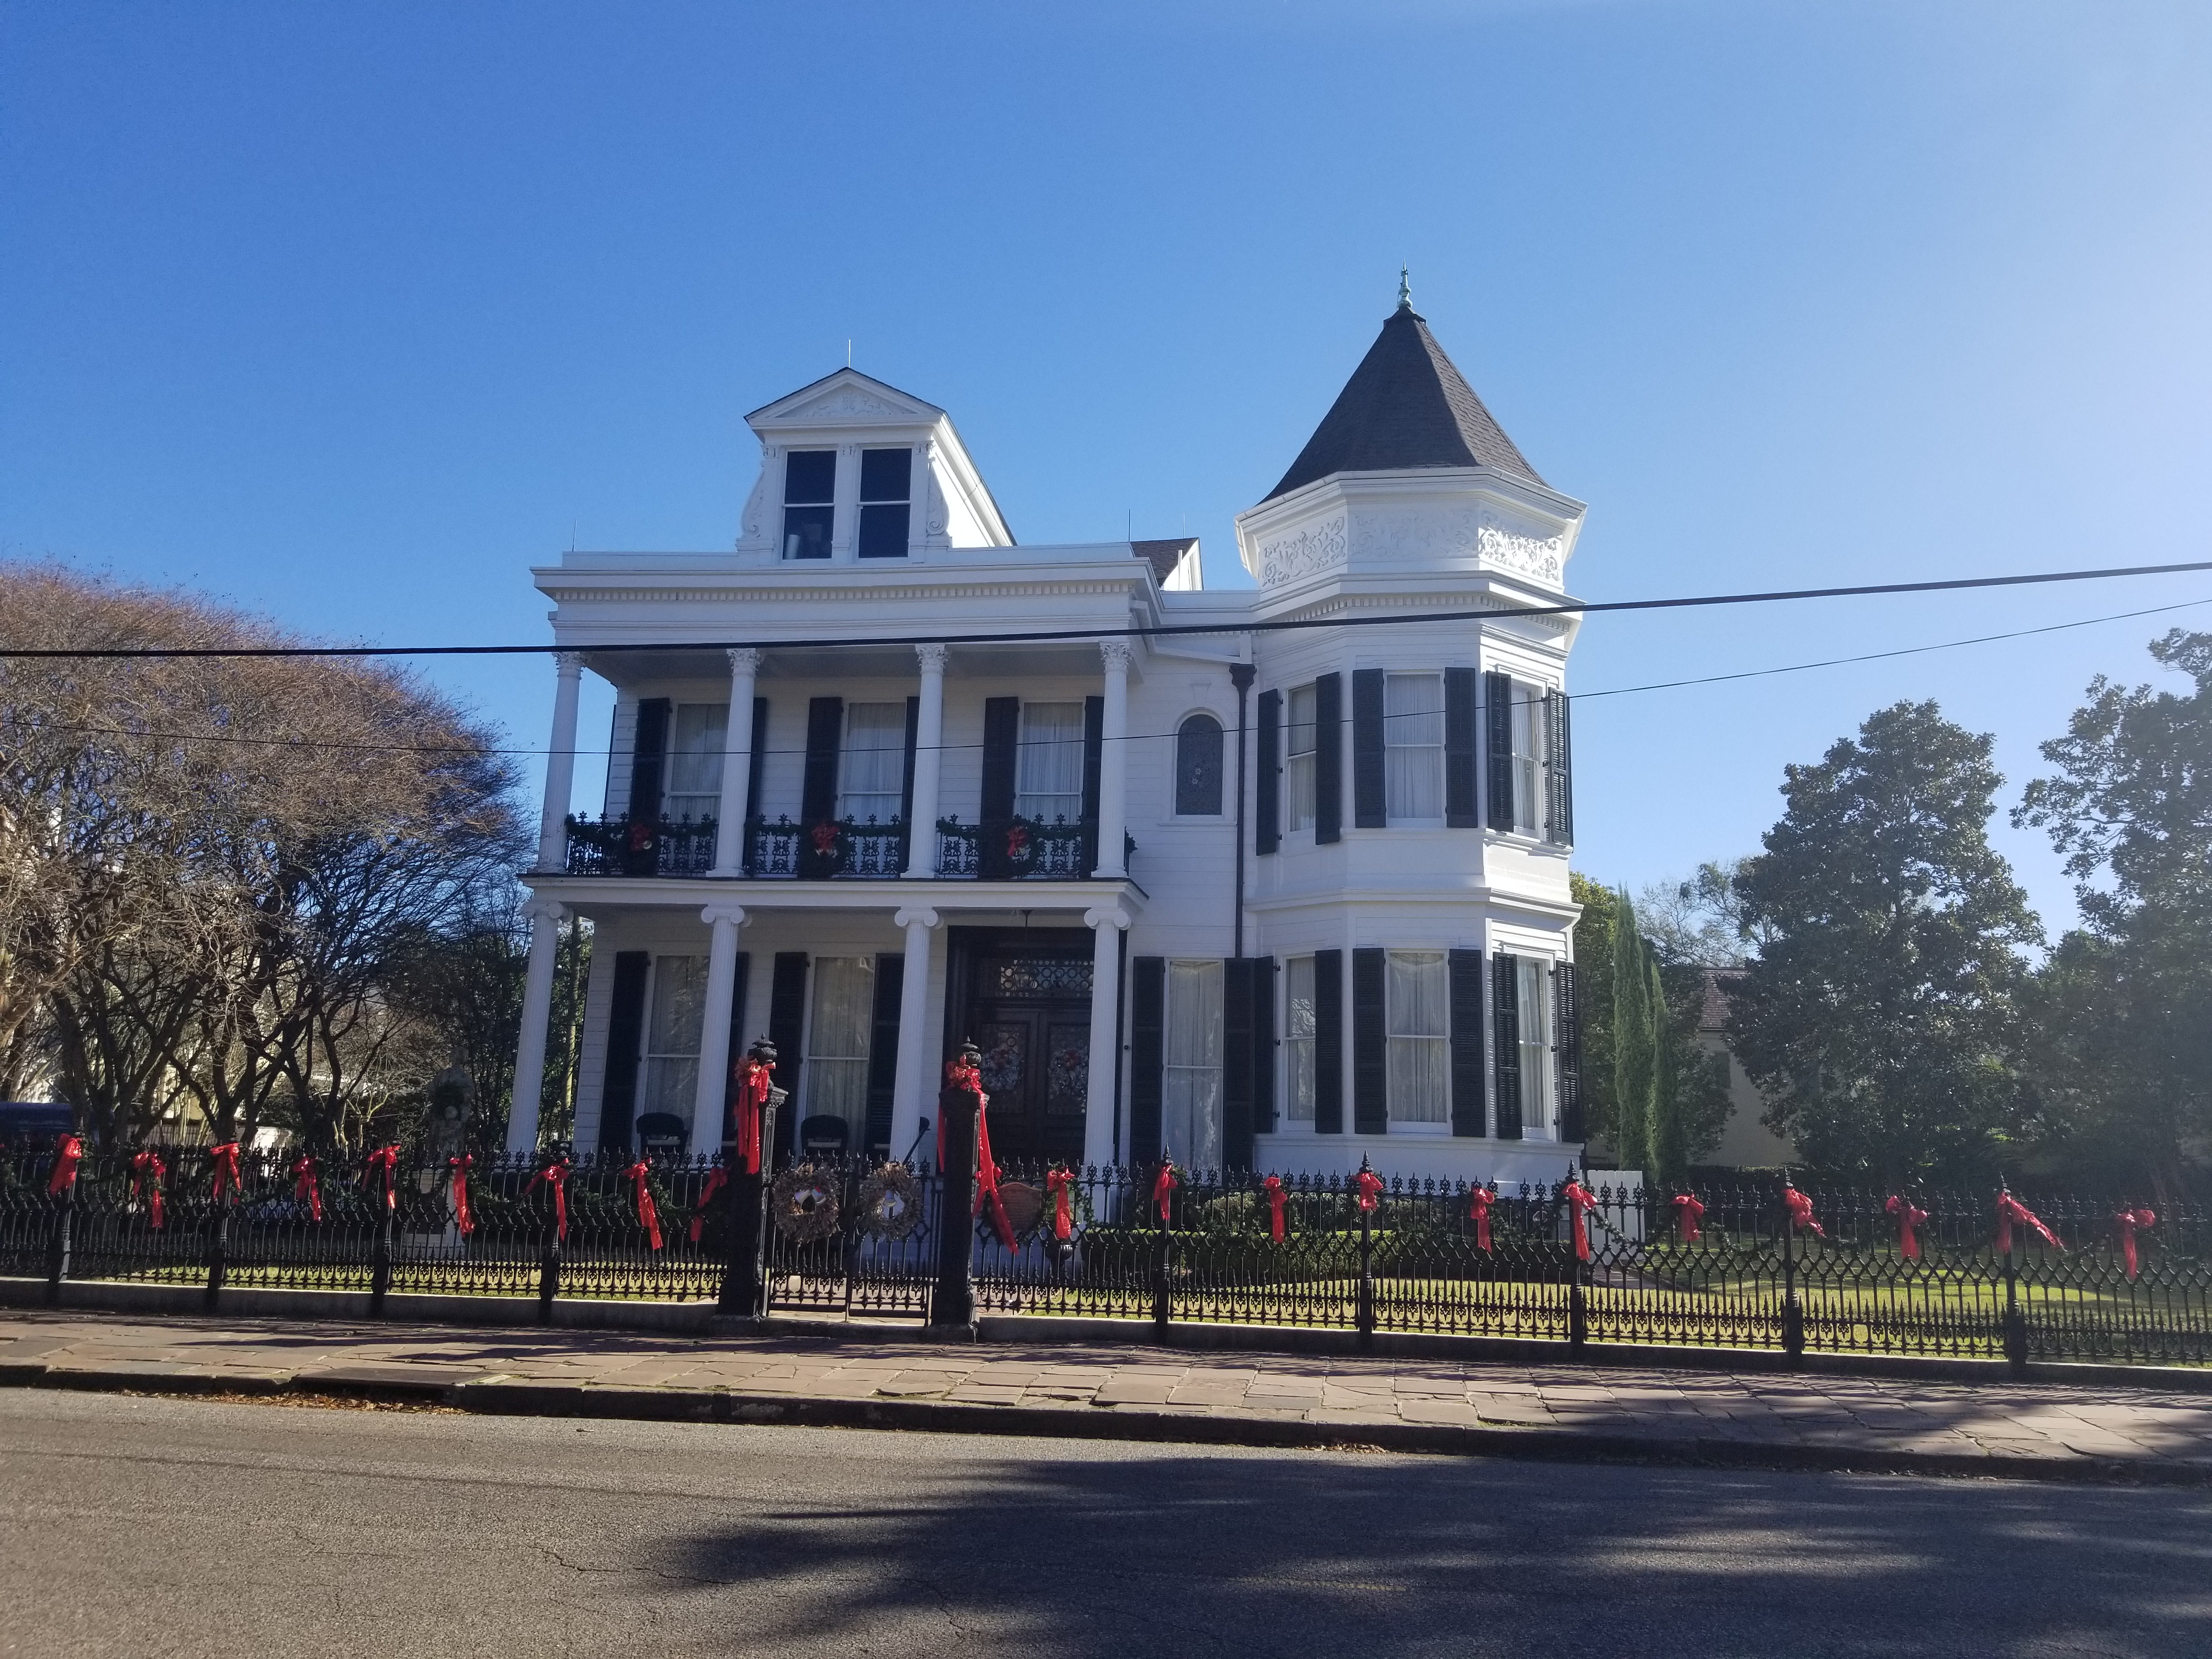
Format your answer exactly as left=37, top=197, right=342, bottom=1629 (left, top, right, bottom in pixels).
left=5, top=1, right=2209, bottom=934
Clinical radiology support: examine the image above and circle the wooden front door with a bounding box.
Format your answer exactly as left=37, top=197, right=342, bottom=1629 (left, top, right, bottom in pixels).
left=949, top=934, right=1092, bottom=1166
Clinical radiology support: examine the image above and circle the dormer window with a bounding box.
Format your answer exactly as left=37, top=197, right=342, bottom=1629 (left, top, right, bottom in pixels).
left=782, top=450, right=836, bottom=560
left=857, top=447, right=912, bottom=558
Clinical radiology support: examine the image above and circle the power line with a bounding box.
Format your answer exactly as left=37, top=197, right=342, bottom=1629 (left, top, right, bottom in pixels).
left=3, top=557, right=2209, bottom=661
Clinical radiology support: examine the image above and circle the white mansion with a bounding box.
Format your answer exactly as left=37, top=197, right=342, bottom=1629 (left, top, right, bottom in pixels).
left=505, top=291, right=1589, bottom=1184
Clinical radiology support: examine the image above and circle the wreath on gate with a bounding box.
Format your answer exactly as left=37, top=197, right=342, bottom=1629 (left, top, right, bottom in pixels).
left=857, top=1163, right=925, bottom=1240
left=770, top=1164, right=842, bottom=1242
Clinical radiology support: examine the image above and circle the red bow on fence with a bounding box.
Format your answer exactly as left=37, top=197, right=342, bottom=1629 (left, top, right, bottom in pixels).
left=1047, top=1167, right=1075, bottom=1241
left=291, top=1154, right=323, bottom=1223
left=1468, top=1184, right=1495, bottom=1254
left=1153, top=1161, right=1178, bottom=1224
left=1996, top=1192, right=2063, bottom=1254
left=208, top=1142, right=243, bottom=1205
left=625, top=1161, right=665, bottom=1251
left=732, top=1057, right=775, bottom=1175
left=691, top=1166, right=729, bottom=1243
left=527, top=1158, right=571, bottom=1243
left=363, top=1144, right=400, bottom=1212
left=1262, top=1175, right=1288, bottom=1243
left=1672, top=1193, right=1705, bottom=1244
left=973, top=1099, right=1016, bottom=1251
left=448, top=1155, right=475, bottom=1237
left=1355, top=1169, right=1386, bottom=1214
left=1562, top=1180, right=1598, bottom=1263
left=47, top=1133, right=83, bottom=1197
left=1782, top=1184, right=1824, bottom=1239
left=2114, top=1209, right=2156, bottom=1281
left=1885, top=1195, right=1927, bottom=1261
left=130, top=1150, right=166, bottom=1230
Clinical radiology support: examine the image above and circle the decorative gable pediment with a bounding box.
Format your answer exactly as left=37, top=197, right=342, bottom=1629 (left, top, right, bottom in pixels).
left=747, top=369, right=942, bottom=432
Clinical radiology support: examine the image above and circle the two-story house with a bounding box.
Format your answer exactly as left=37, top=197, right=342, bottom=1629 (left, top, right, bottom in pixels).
left=505, top=287, right=1589, bottom=1184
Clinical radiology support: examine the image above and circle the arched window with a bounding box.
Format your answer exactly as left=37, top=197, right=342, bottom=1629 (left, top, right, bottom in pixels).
left=1175, top=714, right=1224, bottom=816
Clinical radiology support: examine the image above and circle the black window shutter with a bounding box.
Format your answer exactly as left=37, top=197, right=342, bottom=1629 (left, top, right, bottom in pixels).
left=716, top=952, right=752, bottom=1149
left=1445, top=667, right=1479, bottom=828
left=1312, top=948, right=1344, bottom=1134
left=802, top=697, right=843, bottom=824
left=1251, top=955, right=1276, bottom=1135
left=597, top=951, right=651, bottom=1152
left=1554, top=961, right=1584, bottom=1143
left=900, top=696, right=920, bottom=826
left=981, top=697, right=1019, bottom=823
left=1449, top=948, right=1487, bottom=1138
left=1255, top=689, right=1282, bottom=855
left=627, top=698, right=671, bottom=822
left=1081, top=693, right=1105, bottom=871
left=1485, top=671, right=1515, bottom=832
left=1221, top=959, right=1255, bottom=1173
left=767, top=952, right=810, bottom=1150
left=1314, top=672, right=1343, bottom=845
left=746, top=697, right=769, bottom=822
left=1130, top=956, right=1166, bottom=1164
left=864, top=953, right=904, bottom=1155
left=1492, top=952, right=1523, bottom=1141
left=1545, top=692, right=1575, bottom=847
left=1351, top=946, right=1387, bottom=1134
left=1351, top=669, right=1386, bottom=828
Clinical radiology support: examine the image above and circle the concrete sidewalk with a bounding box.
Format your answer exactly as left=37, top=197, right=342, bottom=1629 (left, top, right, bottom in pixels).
left=5, top=1308, right=2210, bottom=1485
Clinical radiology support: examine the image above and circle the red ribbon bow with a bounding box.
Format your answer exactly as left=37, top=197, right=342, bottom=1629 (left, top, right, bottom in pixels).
left=1672, top=1193, right=1705, bottom=1244
left=1046, top=1167, right=1075, bottom=1240
left=363, top=1144, right=400, bottom=1211
left=291, top=1154, right=323, bottom=1222
left=1262, top=1175, right=1288, bottom=1243
left=1468, top=1184, right=1495, bottom=1254
left=626, top=1160, right=665, bottom=1251
left=1996, top=1192, right=2063, bottom=1254
left=810, top=820, right=839, bottom=853
left=1562, top=1180, right=1598, bottom=1263
left=2114, top=1208, right=2156, bottom=1280
left=1782, top=1184, right=1824, bottom=1239
left=1885, top=1194, right=1928, bottom=1261
left=131, top=1150, right=166, bottom=1229
left=1355, top=1169, right=1385, bottom=1213
left=48, top=1133, right=83, bottom=1196
left=1005, top=823, right=1030, bottom=859
left=691, top=1166, right=729, bottom=1243
left=973, top=1099, right=1016, bottom=1251
left=448, top=1155, right=475, bottom=1236
left=732, top=1057, right=775, bottom=1175
left=527, top=1158, right=571, bottom=1242
left=938, top=1057, right=985, bottom=1167
left=1153, top=1161, right=1178, bottom=1223
left=208, top=1141, right=243, bottom=1205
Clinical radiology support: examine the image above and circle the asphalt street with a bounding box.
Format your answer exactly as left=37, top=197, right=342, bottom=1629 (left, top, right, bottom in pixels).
left=2, top=1388, right=2207, bottom=1658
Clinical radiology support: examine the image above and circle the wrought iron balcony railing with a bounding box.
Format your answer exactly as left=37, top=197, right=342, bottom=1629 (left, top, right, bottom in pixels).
left=563, top=814, right=718, bottom=877
left=935, top=815, right=1097, bottom=880
left=746, top=816, right=909, bottom=880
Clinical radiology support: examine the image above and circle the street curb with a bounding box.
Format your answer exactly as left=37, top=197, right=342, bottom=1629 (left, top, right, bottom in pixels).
left=5, top=1361, right=2209, bottom=1488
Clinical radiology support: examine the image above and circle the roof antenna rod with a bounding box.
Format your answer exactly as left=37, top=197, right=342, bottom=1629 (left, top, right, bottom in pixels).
left=847, top=338, right=853, bottom=367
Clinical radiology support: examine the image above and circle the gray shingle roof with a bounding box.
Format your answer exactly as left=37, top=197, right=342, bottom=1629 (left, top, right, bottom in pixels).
left=1263, top=303, right=1543, bottom=502
left=1131, top=537, right=1197, bottom=583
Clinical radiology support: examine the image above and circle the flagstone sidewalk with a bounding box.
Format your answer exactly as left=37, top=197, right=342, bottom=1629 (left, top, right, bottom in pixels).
left=5, top=1309, right=2211, bottom=1483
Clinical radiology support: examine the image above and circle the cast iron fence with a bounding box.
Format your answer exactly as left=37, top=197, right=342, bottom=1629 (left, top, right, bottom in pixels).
left=5, top=1142, right=2205, bottom=1370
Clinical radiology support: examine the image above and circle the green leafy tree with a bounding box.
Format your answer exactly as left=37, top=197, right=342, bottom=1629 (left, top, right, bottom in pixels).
left=1568, top=873, right=1620, bottom=1153
left=1610, top=889, right=1655, bottom=1174
left=1728, top=701, right=2040, bottom=1182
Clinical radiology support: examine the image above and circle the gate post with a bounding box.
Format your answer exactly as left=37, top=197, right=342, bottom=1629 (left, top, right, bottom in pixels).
left=1780, top=1182, right=1804, bottom=1368
left=931, top=1045, right=981, bottom=1333
left=718, top=1039, right=785, bottom=1319
left=2001, top=1184, right=2028, bottom=1379
left=1355, top=1163, right=1376, bottom=1355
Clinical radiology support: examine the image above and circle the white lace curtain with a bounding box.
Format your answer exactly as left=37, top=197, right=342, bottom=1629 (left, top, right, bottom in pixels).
left=1164, top=959, right=1224, bottom=1169
left=1386, top=950, right=1449, bottom=1122
left=1015, top=702, right=1086, bottom=822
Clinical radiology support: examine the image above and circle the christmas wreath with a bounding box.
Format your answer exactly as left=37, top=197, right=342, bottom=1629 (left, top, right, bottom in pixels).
left=856, top=1163, right=924, bottom=1240
left=770, top=1164, right=842, bottom=1242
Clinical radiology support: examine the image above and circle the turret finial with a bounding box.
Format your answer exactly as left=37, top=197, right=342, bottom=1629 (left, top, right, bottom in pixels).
left=1396, top=266, right=1412, bottom=312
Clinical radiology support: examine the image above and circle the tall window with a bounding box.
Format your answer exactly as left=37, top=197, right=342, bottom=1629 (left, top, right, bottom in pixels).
left=1285, top=682, right=1318, bottom=832
left=1284, top=955, right=1317, bottom=1122
left=1175, top=713, right=1223, bottom=816
left=1386, top=950, right=1449, bottom=1123
left=1517, top=957, right=1555, bottom=1136
left=838, top=702, right=906, bottom=823
left=1163, top=960, right=1224, bottom=1169
left=1384, top=672, right=1444, bottom=822
left=641, top=955, right=708, bottom=1124
left=1511, top=685, right=1547, bottom=837
left=804, top=957, right=876, bottom=1139
left=857, top=447, right=912, bottom=559
left=663, top=703, right=727, bottom=822
left=782, top=449, right=835, bottom=560
left=1015, top=702, right=1086, bottom=823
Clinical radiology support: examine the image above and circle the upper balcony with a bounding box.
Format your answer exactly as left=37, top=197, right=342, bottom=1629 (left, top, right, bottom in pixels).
left=560, top=812, right=1124, bottom=883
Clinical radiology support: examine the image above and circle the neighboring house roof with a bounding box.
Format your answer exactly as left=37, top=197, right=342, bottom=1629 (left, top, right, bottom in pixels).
left=1263, top=300, right=1545, bottom=502
left=1132, top=537, right=1198, bottom=583
left=1700, top=968, right=1748, bottom=1032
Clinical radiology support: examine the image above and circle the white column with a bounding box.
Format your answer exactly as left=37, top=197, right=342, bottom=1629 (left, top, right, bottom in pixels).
left=903, top=643, right=947, bottom=877
left=506, top=895, right=567, bottom=1153
left=535, top=652, right=585, bottom=872
left=1082, top=905, right=1130, bottom=1170
left=690, top=902, right=749, bottom=1153
left=889, top=907, right=940, bottom=1163
left=712, top=648, right=759, bottom=875
left=1092, top=641, right=1131, bottom=878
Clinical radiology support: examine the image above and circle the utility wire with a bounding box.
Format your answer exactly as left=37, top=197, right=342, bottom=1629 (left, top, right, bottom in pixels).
left=2, top=557, right=2209, bottom=661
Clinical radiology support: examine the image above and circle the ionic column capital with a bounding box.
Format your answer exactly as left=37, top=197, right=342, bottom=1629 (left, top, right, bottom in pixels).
left=699, top=902, right=749, bottom=929
left=1084, top=906, right=1132, bottom=932
left=894, top=906, right=941, bottom=931
left=522, top=894, right=567, bottom=924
